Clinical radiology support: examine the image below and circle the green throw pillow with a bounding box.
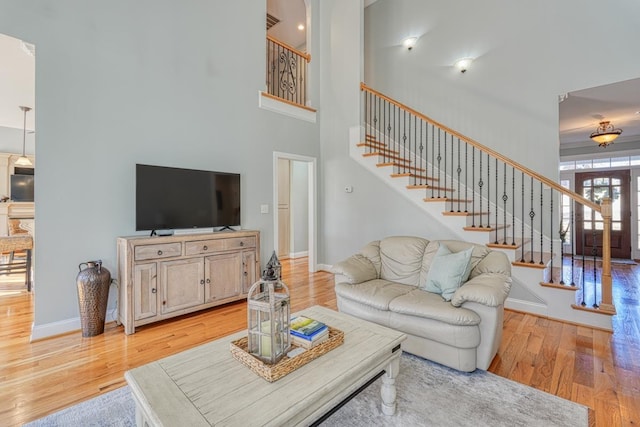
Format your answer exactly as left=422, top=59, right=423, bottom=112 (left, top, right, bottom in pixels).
left=423, top=244, right=473, bottom=301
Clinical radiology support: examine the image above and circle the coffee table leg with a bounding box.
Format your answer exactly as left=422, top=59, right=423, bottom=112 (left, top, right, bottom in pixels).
left=380, top=355, right=400, bottom=415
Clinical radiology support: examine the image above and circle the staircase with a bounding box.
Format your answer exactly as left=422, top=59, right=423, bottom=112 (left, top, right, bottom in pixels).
left=355, top=83, right=615, bottom=330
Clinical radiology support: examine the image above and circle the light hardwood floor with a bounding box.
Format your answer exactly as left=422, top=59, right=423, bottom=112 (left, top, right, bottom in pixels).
left=0, top=257, right=638, bottom=426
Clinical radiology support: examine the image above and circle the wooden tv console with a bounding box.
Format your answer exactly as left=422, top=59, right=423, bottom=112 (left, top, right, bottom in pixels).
left=117, top=230, right=260, bottom=335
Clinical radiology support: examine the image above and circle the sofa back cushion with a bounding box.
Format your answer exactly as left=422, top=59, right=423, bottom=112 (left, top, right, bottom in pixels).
left=379, top=236, right=429, bottom=286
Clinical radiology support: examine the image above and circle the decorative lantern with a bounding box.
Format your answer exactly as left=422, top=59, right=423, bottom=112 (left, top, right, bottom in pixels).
left=247, top=253, right=291, bottom=364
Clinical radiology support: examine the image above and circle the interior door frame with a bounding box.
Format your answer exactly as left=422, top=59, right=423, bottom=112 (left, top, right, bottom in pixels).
left=273, top=152, right=317, bottom=272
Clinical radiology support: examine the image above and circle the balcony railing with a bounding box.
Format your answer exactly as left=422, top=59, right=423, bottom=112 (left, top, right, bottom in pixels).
left=266, top=35, right=310, bottom=108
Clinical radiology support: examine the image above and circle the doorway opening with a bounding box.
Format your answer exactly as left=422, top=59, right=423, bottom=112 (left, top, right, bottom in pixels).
left=273, top=152, right=317, bottom=272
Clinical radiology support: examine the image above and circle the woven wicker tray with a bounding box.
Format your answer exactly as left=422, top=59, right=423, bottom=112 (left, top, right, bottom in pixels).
left=230, top=326, right=344, bottom=382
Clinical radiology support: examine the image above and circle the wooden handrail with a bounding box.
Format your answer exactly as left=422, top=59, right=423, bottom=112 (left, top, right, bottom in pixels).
left=267, top=35, right=311, bottom=63
left=360, top=82, right=601, bottom=212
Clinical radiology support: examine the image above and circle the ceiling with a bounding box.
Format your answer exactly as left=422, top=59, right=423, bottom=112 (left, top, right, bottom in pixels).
left=559, top=77, right=640, bottom=148
left=0, top=33, right=35, bottom=131
left=266, top=0, right=306, bottom=50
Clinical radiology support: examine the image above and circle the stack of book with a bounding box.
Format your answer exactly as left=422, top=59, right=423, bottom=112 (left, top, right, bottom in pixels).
left=290, top=316, right=329, bottom=349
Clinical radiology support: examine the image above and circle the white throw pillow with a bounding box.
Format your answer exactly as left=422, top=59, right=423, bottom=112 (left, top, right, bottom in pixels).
left=422, top=244, right=473, bottom=301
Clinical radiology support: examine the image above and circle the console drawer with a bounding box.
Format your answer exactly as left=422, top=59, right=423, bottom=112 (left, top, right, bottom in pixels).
left=135, top=243, right=182, bottom=261
left=185, top=239, right=226, bottom=255
left=225, top=236, right=256, bottom=250
left=185, top=236, right=256, bottom=255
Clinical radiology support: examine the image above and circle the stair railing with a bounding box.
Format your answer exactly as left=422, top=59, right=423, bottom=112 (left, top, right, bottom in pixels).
left=266, top=35, right=310, bottom=108
left=361, top=82, right=615, bottom=315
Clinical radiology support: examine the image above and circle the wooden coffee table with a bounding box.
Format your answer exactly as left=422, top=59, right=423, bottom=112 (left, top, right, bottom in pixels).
left=125, top=305, right=406, bottom=426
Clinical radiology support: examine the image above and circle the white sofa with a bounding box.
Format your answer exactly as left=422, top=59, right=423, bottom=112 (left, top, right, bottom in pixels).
left=332, top=236, right=512, bottom=372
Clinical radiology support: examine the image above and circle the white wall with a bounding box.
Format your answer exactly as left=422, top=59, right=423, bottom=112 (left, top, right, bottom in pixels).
left=0, top=1, right=320, bottom=336
left=364, top=0, right=640, bottom=181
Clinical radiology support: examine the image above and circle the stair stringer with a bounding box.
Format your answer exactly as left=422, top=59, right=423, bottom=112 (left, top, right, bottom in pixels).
left=349, top=126, right=612, bottom=331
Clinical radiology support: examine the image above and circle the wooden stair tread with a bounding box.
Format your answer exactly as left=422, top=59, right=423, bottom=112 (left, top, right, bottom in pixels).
left=442, top=211, right=488, bottom=217
left=390, top=173, right=439, bottom=182
left=363, top=152, right=410, bottom=163
left=378, top=163, right=426, bottom=172
left=423, top=197, right=471, bottom=203
left=512, top=251, right=552, bottom=269
left=407, top=184, right=454, bottom=192
left=463, top=224, right=511, bottom=232
left=486, top=238, right=530, bottom=250
left=357, top=141, right=390, bottom=151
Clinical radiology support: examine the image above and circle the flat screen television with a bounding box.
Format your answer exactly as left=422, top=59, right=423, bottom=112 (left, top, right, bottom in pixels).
left=11, top=175, right=34, bottom=202
left=136, top=164, right=240, bottom=232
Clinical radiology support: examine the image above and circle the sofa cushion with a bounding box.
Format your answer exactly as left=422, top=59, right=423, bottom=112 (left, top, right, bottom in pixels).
left=422, top=244, right=473, bottom=301
left=379, top=236, right=429, bottom=286
left=388, top=289, right=481, bottom=326
left=331, top=254, right=377, bottom=284
left=335, top=279, right=413, bottom=311
left=437, top=240, right=491, bottom=279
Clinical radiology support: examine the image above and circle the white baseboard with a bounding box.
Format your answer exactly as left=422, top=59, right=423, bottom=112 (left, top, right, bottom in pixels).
left=504, top=297, right=548, bottom=317
left=316, top=263, right=333, bottom=272
left=289, top=251, right=309, bottom=259
left=30, top=309, right=119, bottom=342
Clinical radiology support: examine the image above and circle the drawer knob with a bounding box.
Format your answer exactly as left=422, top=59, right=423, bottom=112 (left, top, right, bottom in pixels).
left=200, top=279, right=205, bottom=285
left=244, top=271, right=248, bottom=276
left=206, top=278, right=211, bottom=284
left=151, top=288, right=157, bottom=294
left=157, top=250, right=163, bottom=256
left=203, top=245, right=208, bottom=250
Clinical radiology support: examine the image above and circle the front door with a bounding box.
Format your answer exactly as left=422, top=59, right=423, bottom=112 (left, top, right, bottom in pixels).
left=575, top=170, right=631, bottom=259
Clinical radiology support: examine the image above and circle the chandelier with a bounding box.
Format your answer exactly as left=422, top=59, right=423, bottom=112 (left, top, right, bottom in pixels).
left=590, top=121, right=622, bottom=147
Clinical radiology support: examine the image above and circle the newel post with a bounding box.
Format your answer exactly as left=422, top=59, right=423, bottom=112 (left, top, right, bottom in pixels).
left=600, top=197, right=616, bottom=314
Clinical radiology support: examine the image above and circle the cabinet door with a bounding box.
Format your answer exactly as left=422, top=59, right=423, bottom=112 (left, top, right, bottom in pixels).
left=134, top=263, right=157, bottom=321
left=204, top=252, right=242, bottom=302
left=160, top=258, right=205, bottom=314
left=242, top=250, right=257, bottom=294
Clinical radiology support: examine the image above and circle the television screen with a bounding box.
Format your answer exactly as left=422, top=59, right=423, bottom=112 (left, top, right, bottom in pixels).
left=136, top=164, right=240, bottom=231
left=11, top=175, right=34, bottom=202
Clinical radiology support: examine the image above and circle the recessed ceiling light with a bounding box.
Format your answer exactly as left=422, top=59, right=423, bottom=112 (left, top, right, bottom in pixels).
left=454, top=57, right=474, bottom=73
left=298, top=24, right=305, bottom=31
left=402, top=37, right=418, bottom=50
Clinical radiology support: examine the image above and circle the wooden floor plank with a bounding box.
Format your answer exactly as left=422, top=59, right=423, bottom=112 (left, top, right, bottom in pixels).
left=0, top=258, right=639, bottom=426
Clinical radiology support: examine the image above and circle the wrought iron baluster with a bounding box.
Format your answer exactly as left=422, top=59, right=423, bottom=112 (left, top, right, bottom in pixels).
left=487, top=153, right=490, bottom=229
left=437, top=129, right=442, bottom=198
left=457, top=138, right=461, bottom=212
left=550, top=188, right=554, bottom=281
left=511, top=166, right=515, bottom=246
left=571, top=201, right=576, bottom=286
left=521, top=171, right=525, bottom=262
left=402, top=111, right=407, bottom=174
left=540, top=181, right=544, bottom=265
left=530, top=176, right=535, bottom=263
left=471, top=147, right=476, bottom=226
left=419, top=119, right=424, bottom=186
left=592, top=226, right=598, bottom=308
left=478, top=151, right=484, bottom=227
left=464, top=142, right=468, bottom=212
left=581, top=226, right=586, bottom=306
left=495, top=158, right=499, bottom=243
left=431, top=124, right=435, bottom=199
left=502, top=163, right=508, bottom=245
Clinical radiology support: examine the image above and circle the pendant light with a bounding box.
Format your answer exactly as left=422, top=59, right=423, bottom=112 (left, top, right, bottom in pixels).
left=590, top=120, right=622, bottom=147
left=15, top=106, right=32, bottom=166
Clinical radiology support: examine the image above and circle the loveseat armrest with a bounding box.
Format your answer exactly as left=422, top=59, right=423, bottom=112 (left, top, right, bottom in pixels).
left=331, top=254, right=378, bottom=284
left=450, top=273, right=512, bottom=308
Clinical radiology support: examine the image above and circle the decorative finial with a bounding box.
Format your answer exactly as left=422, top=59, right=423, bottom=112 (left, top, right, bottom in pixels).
left=261, top=250, right=282, bottom=281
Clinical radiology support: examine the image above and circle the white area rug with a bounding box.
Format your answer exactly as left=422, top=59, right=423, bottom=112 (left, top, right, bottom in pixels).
left=25, top=353, right=589, bottom=426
